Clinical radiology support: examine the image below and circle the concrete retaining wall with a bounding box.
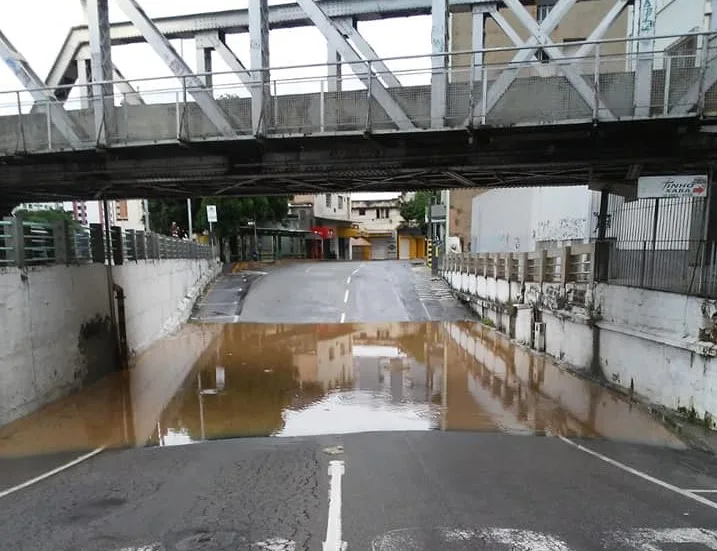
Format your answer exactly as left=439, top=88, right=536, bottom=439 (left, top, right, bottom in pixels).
left=443, top=268, right=717, bottom=428
left=0, top=259, right=220, bottom=426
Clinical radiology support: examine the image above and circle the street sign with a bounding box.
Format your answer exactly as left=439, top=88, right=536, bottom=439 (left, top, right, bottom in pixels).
left=206, top=204, right=218, bottom=223
left=637, top=175, right=708, bottom=199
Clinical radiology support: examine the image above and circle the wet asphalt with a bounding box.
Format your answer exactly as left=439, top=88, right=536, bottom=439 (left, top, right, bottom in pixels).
left=1, top=261, right=716, bottom=551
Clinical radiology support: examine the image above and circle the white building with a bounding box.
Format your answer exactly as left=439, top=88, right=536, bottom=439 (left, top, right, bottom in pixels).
left=15, top=199, right=147, bottom=231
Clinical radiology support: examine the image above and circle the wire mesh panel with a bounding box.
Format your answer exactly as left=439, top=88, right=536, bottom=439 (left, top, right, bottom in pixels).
left=72, top=230, right=92, bottom=263
left=22, top=221, right=55, bottom=265
left=0, top=219, right=13, bottom=266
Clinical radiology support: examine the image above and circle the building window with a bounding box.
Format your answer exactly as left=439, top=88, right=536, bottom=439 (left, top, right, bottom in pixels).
left=358, top=208, right=366, bottom=216
left=325, top=194, right=332, bottom=208
left=116, top=200, right=129, bottom=221
left=329, top=346, right=335, bottom=361
left=536, top=2, right=555, bottom=24
left=338, top=196, right=344, bottom=209
left=376, top=208, right=390, bottom=219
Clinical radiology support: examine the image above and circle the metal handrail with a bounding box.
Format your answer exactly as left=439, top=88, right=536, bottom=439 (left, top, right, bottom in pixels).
left=1, top=29, right=715, bottom=99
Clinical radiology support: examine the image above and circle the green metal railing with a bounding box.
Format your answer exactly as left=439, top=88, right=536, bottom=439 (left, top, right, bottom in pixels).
left=0, top=216, right=215, bottom=268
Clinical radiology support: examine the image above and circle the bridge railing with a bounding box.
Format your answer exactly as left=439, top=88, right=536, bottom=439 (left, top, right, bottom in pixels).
left=444, top=244, right=595, bottom=285
left=0, top=31, right=715, bottom=153
left=0, top=216, right=214, bottom=269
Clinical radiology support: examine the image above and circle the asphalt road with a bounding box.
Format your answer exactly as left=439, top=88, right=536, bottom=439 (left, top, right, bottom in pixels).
left=237, top=260, right=475, bottom=323
left=2, top=260, right=717, bottom=551
left=1, top=433, right=716, bottom=551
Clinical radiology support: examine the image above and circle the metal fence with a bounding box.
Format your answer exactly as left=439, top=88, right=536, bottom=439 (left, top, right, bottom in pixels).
left=606, top=239, right=717, bottom=297
left=0, top=31, right=716, bottom=152
left=603, top=194, right=716, bottom=297
left=0, top=216, right=214, bottom=269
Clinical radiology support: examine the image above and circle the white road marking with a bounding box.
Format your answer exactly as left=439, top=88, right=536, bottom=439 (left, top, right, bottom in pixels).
left=346, top=276, right=351, bottom=285
left=343, top=289, right=350, bottom=303
left=371, top=528, right=717, bottom=551
left=352, top=266, right=360, bottom=275
left=252, top=538, right=297, bottom=550
left=372, top=527, right=572, bottom=551
left=323, top=460, right=346, bottom=551
left=197, top=301, right=238, bottom=307
left=609, top=528, right=717, bottom=551
left=0, top=447, right=105, bottom=500
left=685, top=489, right=717, bottom=493
left=340, top=312, right=346, bottom=323
left=558, top=436, right=717, bottom=510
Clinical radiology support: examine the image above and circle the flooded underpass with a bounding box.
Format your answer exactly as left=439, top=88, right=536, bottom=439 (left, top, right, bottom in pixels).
left=0, top=321, right=684, bottom=458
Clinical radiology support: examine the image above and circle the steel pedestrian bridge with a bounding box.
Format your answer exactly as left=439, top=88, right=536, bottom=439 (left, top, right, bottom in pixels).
left=1, top=0, right=717, bottom=205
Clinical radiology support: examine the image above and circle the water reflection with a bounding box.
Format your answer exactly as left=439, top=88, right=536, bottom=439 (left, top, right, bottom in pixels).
left=0, top=321, right=684, bottom=457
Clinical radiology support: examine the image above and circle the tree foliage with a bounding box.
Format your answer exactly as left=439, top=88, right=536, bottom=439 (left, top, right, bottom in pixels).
left=148, top=196, right=290, bottom=238
left=13, top=208, right=81, bottom=229
left=398, top=191, right=437, bottom=234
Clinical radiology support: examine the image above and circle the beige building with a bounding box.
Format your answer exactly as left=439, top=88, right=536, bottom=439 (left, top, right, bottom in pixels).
left=350, top=193, right=403, bottom=260
left=447, top=0, right=630, bottom=251
left=292, top=193, right=353, bottom=259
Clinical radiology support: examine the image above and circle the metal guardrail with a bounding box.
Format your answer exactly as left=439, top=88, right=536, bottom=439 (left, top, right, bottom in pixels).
left=0, top=216, right=214, bottom=269
left=0, top=31, right=715, bottom=152
left=445, top=244, right=595, bottom=285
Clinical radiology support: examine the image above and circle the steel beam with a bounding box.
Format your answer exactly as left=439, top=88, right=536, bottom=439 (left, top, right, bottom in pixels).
left=296, top=0, right=415, bottom=130
left=633, top=0, right=656, bottom=117
left=482, top=0, right=576, bottom=116
left=489, top=11, right=549, bottom=77
left=113, top=66, right=144, bottom=105
left=113, top=0, right=236, bottom=137
left=336, top=18, right=402, bottom=89
left=327, top=26, right=342, bottom=93
left=471, top=4, right=495, bottom=80
left=503, top=0, right=615, bottom=119
left=207, top=33, right=254, bottom=91
left=84, top=0, right=115, bottom=145
left=195, top=33, right=214, bottom=88
left=431, top=0, right=449, bottom=129
left=47, top=0, right=483, bottom=101
left=0, top=29, right=83, bottom=146
left=249, top=0, right=271, bottom=135
left=76, top=57, right=92, bottom=110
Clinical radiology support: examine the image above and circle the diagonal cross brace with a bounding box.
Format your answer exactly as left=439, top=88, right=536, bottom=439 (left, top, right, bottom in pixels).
left=335, top=19, right=402, bottom=89
left=0, top=29, right=83, bottom=146
left=482, top=0, right=616, bottom=121
left=671, top=36, right=717, bottom=116
left=503, top=0, right=616, bottom=120
left=296, top=0, right=415, bottom=130
left=113, top=0, right=236, bottom=138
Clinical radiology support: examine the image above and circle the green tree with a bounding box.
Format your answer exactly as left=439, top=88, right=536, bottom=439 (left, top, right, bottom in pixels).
left=399, top=191, right=436, bottom=234
left=194, top=196, right=289, bottom=238
left=148, top=199, right=201, bottom=236
left=13, top=208, right=81, bottom=229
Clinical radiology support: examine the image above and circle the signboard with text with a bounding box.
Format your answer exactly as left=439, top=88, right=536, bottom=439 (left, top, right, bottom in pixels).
left=206, top=205, right=218, bottom=223
left=637, top=175, right=708, bottom=199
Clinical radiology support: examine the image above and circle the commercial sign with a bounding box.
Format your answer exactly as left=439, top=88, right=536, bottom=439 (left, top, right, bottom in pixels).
left=637, top=175, right=708, bottom=199
left=206, top=204, right=218, bottom=223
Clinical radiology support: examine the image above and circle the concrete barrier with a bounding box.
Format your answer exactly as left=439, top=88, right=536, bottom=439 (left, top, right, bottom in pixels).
left=0, top=258, right=220, bottom=426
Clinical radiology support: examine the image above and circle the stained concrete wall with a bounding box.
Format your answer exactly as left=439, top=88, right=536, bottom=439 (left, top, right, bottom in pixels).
left=0, top=258, right=220, bottom=426
left=443, top=268, right=717, bottom=428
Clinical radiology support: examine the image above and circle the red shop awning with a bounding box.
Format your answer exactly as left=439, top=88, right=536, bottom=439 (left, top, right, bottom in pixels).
left=311, top=226, right=335, bottom=239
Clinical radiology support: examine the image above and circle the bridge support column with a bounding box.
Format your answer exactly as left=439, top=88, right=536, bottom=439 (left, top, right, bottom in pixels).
left=195, top=33, right=214, bottom=89
left=76, top=56, right=92, bottom=110
left=327, top=38, right=342, bottom=93
left=471, top=5, right=491, bottom=80
left=633, top=0, right=656, bottom=118
left=84, top=0, right=116, bottom=146
left=250, top=0, right=271, bottom=136
left=431, top=0, right=449, bottom=129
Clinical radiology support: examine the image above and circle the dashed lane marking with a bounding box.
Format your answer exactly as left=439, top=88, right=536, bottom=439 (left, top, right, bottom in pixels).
left=344, top=289, right=350, bottom=303
left=323, top=460, right=346, bottom=551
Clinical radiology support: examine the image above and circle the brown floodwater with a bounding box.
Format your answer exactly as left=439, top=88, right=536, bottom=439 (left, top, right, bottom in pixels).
left=0, top=321, right=684, bottom=457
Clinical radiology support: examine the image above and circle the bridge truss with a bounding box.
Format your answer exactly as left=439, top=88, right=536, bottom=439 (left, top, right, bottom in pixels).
left=0, top=0, right=716, bottom=202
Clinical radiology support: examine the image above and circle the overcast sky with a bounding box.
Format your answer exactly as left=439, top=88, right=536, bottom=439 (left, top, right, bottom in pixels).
left=0, top=0, right=432, bottom=107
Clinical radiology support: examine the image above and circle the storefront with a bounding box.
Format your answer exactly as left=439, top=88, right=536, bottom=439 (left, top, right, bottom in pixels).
left=311, top=226, right=336, bottom=259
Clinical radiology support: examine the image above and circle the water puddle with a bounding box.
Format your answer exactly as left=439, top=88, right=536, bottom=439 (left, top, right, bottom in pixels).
left=0, top=321, right=684, bottom=457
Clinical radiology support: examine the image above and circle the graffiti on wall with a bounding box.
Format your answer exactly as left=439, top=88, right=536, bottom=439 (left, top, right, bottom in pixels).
left=533, top=217, right=587, bottom=243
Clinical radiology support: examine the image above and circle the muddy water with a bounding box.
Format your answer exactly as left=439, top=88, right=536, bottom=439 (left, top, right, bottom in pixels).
left=0, top=321, right=683, bottom=457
